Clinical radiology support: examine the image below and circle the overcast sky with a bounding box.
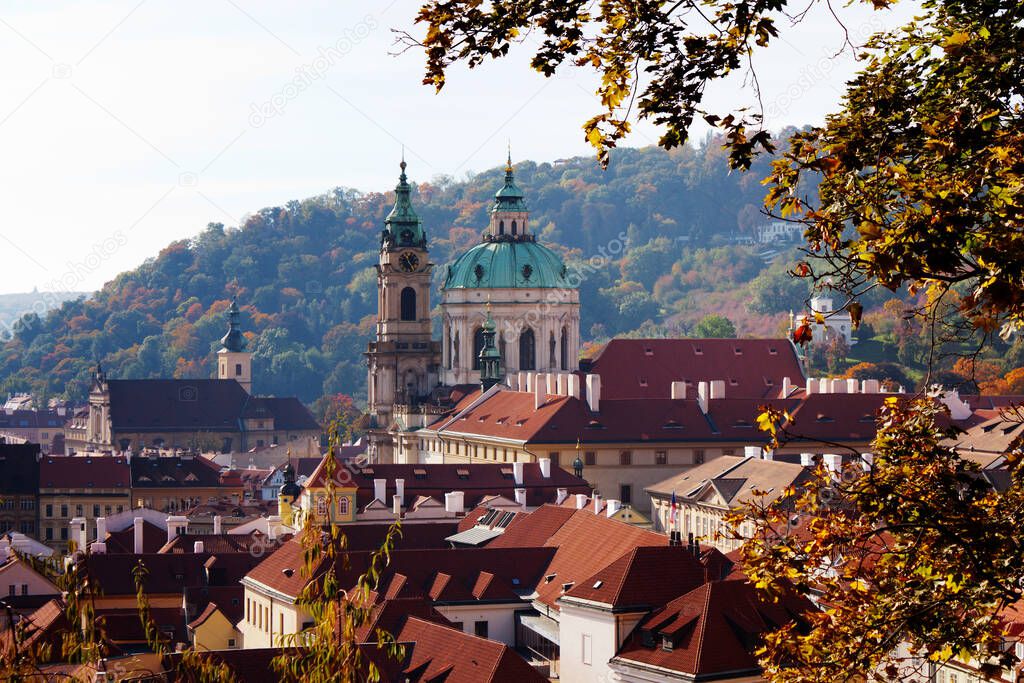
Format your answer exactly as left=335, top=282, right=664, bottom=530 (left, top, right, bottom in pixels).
left=0, top=0, right=917, bottom=295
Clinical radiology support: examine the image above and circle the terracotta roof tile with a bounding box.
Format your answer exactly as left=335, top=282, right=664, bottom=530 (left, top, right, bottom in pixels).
left=563, top=546, right=707, bottom=609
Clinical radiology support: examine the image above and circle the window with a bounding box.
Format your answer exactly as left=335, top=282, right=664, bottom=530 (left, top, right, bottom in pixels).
left=60, top=528, right=68, bottom=541
left=60, top=505, right=68, bottom=518
left=620, top=484, right=632, bottom=505
left=235, top=363, right=242, bottom=376
left=561, top=326, right=569, bottom=370
left=117, top=505, right=124, bottom=513
left=498, top=220, right=505, bottom=235
left=20, top=499, right=34, bottom=511
left=19, top=521, right=33, bottom=535
left=472, top=327, right=485, bottom=370
left=549, top=332, right=557, bottom=368
left=20, top=584, right=27, bottom=596
left=694, top=449, right=705, bottom=464
left=7, top=585, right=13, bottom=597
left=451, top=621, right=464, bottom=632
left=511, top=220, right=518, bottom=235
left=585, top=451, right=596, bottom=466
left=45, top=527, right=53, bottom=541
left=474, top=620, right=489, bottom=638
left=582, top=633, right=593, bottom=665
left=619, top=450, right=632, bottom=466
left=247, top=599, right=251, bottom=622
left=45, top=504, right=52, bottom=518
left=519, top=328, right=536, bottom=371
left=316, top=497, right=328, bottom=517
left=228, top=638, right=236, bottom=648
left=338, top=497, right=349, bottom=516
left=655, top=450, right=667, bottom=465
left=76, top=505, right=83, bottom=516
left=400, top=286, right=417, bottom=321
left=93, top=505, right=100, bottom=517
left=549, top=452, right=560, bottom=466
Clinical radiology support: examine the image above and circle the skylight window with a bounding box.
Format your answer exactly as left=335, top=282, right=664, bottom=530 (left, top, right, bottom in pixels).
left=593, top=580, right=603, bottom=589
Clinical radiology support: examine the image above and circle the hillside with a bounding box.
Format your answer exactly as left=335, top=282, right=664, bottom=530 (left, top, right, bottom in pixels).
left=0, top=141, right=821, bottom=407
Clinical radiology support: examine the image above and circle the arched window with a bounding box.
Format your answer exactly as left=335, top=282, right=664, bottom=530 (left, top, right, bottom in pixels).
left=338, top=497, right=349, bottom=516
left=561, top=326, right=569, bottom=370
left=499, top=220, right=505, bottom=235
left=400, top=287, right=417, bottom=321
left=549, top=332, right=557, bottom=368
left=511, top=220, right=518, bottom=235
left=453, top=331, right=460, bottom=368
left=473, top=327, right=486, bottom=370
left=519, top=328, right=536, bottom=371
left=446, top=326, right=453, bottom=369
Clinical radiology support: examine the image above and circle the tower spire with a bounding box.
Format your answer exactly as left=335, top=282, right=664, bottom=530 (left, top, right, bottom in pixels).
left=383, top=157, right=425, bottom=249
left=478, top=304, right=503, bottom=391
left=220, top=297, right=246, bottom=352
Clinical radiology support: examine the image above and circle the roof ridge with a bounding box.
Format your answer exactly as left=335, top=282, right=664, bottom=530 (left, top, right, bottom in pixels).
left=690, top=581, right=715, bottom=673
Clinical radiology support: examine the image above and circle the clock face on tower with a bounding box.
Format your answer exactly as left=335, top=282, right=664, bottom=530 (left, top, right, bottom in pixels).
left=398, top=251, right=420, bottom=272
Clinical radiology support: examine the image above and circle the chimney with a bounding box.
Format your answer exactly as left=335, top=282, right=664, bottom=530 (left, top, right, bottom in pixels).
left=444, top=491, right=465, bottom=515
left=846, top=378, right=859, bottom=394
left=133, top=517, right=144, bottom=554
left=523, top=372, right=532, bottom=393
left=862, top=379, right=880, bottom=394
left=743, top=446, right=760, bottom=459
left=697, top=382, right=709, bottom=414
left=166, top=516, right=188, bottom=544
left=606, top=499, right=622, bottom=517
left=781, top=377, right=792, bottom=396
left=538, top=457, right=551, bottom=478
left=193, top=541, right=205, bottom=554
left=670, top=381, right=687, bottom=400
left=819, top=377, right=831, bottom=394
left=534, top=373, right=545, bottom=409
left=585, top=374, right=601, bottom=413
left=823, top=453, right=843, bottom=477
left=514, top=488, right=527, bottom=508
left=567, top=374, right=581, bottom=400
left=763, top=449, right=774, bottom=461
left=71, top=517, right=87, bottom=552
left=95, top=517, right=107, bottom=542
left=860, top=452, right=874, bottom=472
left=556, top=374, right=566, bottom=395
left=709, top=380, right=725, bottom=400
left=373, top=478, right=386, bottom=504
left=575, top=493, right=588, bottom=509
left=513, top=461, right=524, bottom=486
left=556, top=488, right=568, bottom=505
left=91, top=542, right=106, bottom=554
left=830, top=378, right=847, bottom=394
left=213, top=515, right=222, bottom=535
left=805, top=378, right=816, bottom=395
left=800, top=452, right=815, bottom=467
left=395, top=478, right=405, bottom=507
left=266, top=515, right=281, bottom=540
left=592, top=493, right=602, bottom=515
left=393, top=494, right=402, bottom=516
left=509, top=373, right=520, bottom=391
left=546, top=373, right=556, bottom=396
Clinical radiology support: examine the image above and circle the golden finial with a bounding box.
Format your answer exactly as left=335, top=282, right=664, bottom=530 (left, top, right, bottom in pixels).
left=505, top=141, right=513, bottom=173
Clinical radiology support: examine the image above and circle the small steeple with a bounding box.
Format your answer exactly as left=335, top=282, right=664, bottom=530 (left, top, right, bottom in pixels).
left=219, top=298, right=246, bottom=352
left=493, top=150, right=526, bottom=213
left=383, top=157, right=426, bottom=249
left=478, top=303, right=503, bottom=391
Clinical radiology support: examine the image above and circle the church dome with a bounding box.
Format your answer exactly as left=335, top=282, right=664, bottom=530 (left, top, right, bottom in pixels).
left=444, top=238, right=575, bottom=290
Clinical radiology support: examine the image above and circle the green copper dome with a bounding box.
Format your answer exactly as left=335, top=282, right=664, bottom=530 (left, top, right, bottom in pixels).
left=382, top=160, right=426, bottom=249
left=493, top=155, right=527, bottom=213
left=219, top=298, right=246, bottom=352
left=444, top=239, right=575, bottom=289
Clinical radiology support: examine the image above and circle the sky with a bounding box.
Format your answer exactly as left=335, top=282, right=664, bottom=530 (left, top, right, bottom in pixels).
left=0, top=0, right=917, bottom=296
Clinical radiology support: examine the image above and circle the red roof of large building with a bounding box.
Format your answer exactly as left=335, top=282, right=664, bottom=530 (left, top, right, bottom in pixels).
left=39, top=455, right=130, bottom=489
left=587, top=338, right=805, bottom=400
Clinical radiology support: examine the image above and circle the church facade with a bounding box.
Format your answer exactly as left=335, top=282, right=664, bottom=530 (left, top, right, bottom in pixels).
left=365, top=157, right=580, bottom=463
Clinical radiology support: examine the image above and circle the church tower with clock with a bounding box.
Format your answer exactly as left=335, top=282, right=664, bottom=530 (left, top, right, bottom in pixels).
left=365, top=160, right=440, bottom=442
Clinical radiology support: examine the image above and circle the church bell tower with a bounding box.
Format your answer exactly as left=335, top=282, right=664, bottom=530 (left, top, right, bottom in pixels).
left=365, top=160, right=439, bottom=433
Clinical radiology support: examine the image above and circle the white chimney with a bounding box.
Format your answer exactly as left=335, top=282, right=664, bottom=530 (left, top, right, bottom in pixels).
left=805, top=378, right=816, bottom=395
left=743, top=446, right=760, bottom=459
left=512, top=461, right=524, bottom=486
left=586, top=374, right=601, bottom=413
left=846, top=378, right=859, bottom=394
left=535, top=373, right=545, bottom=409
left=606, top=499, right=622, bottom=517
left=575, top=493, right=588, bottom=509
left=266, top=516, right=281, bottom=540
left=556, top=374, right=566, bottom=395
left=373, top=478, right=386, bottom=504
left=830, top=378, right=847, bottom=394
left=71, top=517, right=87, bottom=552
left=395, top=478, right=405, bottom=507
left=393, top=494, right=402, bottom=516
left=95, top=517, right=107, bottom=542
left=823, top=453, right=843, bottom=476
left=523, top=372, right=532, bottom=393
left=782, top=377, right=792, bottom=396
left=133, top=517, right=144, bottom=554
left=670, top=381, right=687, bottom=400
left=800, top=452, right=815, bottom=467
left=546, top=373, right=556, bottom=396
left=509, top=373, right=520, bottom=391
left=568, top=374, right=581, bottom=400
left=697, top=382, right=709, bottom=414
left=709, top=380, right=725, bottom=400
left=91, top=542, right=106, bottom=554
left=213, top=515, right=222, bottom=535
left=539, top=458, right=551, bottom=478
left=860, top=452, right=874, bottom=472
left=592, top=493, right=602, bottom=514
left=819, top=377, right=831, bottom=394
left=166, top=516, right=188, bottom=544
left=556, top=488, right=568, bottom=505
left=444, top=491, right=465, bottom=515
left=763, top=449, right=774, bottom=461
left=193, top=540, right=205, bottom=554
left=514, top=488, right=527, bottom=508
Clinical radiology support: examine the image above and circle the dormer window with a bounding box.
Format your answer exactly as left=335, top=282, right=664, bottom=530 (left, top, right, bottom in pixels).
left=661, top=636, right=674, bottom=652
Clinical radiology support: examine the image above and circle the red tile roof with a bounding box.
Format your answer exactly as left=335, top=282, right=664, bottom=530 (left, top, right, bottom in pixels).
left=562, top=545, right=708, bottom=610
left=613, top=579, right=814, bottom=678
left=39, top=455, right=130, bottom=489
left=80, top=551, right=262, bottom=596
left=588, top=338, right=804, bottom=400
left=104, top=520, right=166, bottom=554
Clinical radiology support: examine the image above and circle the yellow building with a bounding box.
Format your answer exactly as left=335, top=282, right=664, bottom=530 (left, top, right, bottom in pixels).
left=38, top=455, right=131, bottom=551
left=189, top=603, right=241, bottom=651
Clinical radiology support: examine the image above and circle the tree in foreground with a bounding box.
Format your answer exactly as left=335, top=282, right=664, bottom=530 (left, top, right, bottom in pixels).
left=408, top=0, right=1024, bottom=679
